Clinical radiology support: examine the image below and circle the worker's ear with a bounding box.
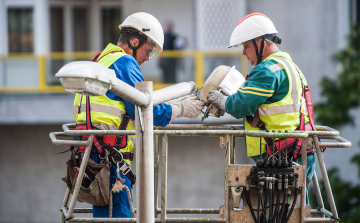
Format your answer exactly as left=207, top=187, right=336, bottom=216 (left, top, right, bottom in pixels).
left=130, top=38, right=139, bottom=48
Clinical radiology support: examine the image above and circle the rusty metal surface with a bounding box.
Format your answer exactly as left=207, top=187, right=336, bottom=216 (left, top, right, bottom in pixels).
left=226, top=165, right=305, bottom=188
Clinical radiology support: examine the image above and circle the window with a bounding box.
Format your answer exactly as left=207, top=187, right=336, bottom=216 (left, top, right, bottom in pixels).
left=73, top=7, right=89, bottom=51
left=8, top=8, right=34, bottom=53
left=102, top=8, right=122, bottom=48
left=50, top=7, right=64, bottom=52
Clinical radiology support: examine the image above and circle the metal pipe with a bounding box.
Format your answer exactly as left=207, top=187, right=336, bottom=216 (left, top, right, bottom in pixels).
left=135, top=82, right=154, bottom=223
left=154, top=135, right=160, bottom=218
left=303, top=218, right=338, bottom=223
left=157, top=208, right=220, bottom=214
left=318, top=136, right=351, bottom=148
left=62, top=188, right=71, bottom=211
left=224, top=135, right=230, bottom=221
left=313, top=136, right=339, bottom=220
left=61, top=123, right=341, bottom=136
left=152, top=81, right=196, bottom=105
left=68, top=218, right=226, bottom=222
left=67, top=135, right=94, bottom=219
left=161, top=134, right=168, bottom=222
left=72, top=208, right=221, bottom=214
left=49, top=132, right=89, bottom=146
left=301, top=137, right=307, bottom=223
left=230, top=135, right=235, bottom=164
left=61, top=127, right=338, bottom=139
left=157, top=125, right=244, bottom=130
left=109, top=78, right=149, bottom=106
left=312, top=172, right=325, bottom=218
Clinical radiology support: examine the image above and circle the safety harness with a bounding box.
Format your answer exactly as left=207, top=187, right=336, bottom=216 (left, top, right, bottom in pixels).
left=73, top=51, right=136, bottom=186
left=252, top=34, right=282, bottom=65
left=246, top=61, right=325, bottom=160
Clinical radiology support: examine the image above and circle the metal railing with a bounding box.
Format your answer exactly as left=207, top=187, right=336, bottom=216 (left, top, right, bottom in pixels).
left=50, top=123, right=351, bottom=223
left=0, top=50, right=247, bottom=93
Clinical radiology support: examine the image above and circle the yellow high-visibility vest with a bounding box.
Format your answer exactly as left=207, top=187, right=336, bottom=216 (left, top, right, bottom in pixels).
left=245, top=52, right=309, bottom=157
left=73, top=44, right=135, bottom=165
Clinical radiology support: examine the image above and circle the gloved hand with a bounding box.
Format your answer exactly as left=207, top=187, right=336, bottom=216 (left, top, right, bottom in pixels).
left=165, top=94, right=195, bottom=105
left=170, top=94, right=205, bottom=123
left=207, top=90, right=227, bottom=112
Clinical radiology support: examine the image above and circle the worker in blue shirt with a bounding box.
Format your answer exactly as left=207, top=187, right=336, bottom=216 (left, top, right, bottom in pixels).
left=73, top=12, right=204, bottom=218
left=207, top=13, right=316, bottom=205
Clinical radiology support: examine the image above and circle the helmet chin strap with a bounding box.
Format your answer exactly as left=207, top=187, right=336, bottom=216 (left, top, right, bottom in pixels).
left=121, top=27, right=147, bottom=61
left=251, top=36, right=266, bottom=65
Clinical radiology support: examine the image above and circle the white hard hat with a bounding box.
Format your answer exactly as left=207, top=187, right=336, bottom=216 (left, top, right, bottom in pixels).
left=119, top=12, right=164, bottom=58
left=229, top=13, right=278, bottom=48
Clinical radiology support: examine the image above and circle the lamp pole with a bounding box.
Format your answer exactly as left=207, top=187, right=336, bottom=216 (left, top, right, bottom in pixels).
left=135, top=81, right=154, bottom=223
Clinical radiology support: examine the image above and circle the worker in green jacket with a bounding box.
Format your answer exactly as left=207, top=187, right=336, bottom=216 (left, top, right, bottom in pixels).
left=207, top=12, right=315, bottom=205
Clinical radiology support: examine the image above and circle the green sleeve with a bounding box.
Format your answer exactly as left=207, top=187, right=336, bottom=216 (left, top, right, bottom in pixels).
left=226, top=64, right=277, bottom=119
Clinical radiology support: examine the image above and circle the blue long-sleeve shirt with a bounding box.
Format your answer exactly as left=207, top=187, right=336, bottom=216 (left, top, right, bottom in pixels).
left=105, top=54, right=172, bottom=127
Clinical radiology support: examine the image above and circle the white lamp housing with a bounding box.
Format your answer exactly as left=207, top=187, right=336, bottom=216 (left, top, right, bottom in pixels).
left=55, top=61, right=117, bottom=96
left=219, top=66, right=245, bottom=96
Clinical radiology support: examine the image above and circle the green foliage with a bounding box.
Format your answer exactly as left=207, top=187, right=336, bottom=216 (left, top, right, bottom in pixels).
left=315, top=25, right=360, bottom=128
left=310, top=25, right=360, bottom=222
left=309, top=156, right=360, bottom=222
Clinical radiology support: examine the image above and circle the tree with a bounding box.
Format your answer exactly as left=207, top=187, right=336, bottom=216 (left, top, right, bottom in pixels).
left=309, top=25, right=360, bottom=222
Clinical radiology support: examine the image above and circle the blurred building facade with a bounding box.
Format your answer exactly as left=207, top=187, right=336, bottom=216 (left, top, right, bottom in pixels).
left=0, top=0, right=359, bottom=222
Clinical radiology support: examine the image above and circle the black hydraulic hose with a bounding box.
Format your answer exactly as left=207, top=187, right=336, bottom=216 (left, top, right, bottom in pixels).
left=262, top=181, right=268, bottom=223
left=269, top=181, right=274, bottom=223
left=283, top=191, right=291, bottom=223
left=284, top=176, right=299, bottom=223
left=246, top=178, right=257, bottom=222
left=258, top=190, right=261, bottom=223
left=274, top=175, right=282, bottom=223
left=258, top=181, right=265, bottom=223
left=278, top=174, right=288, bottom=223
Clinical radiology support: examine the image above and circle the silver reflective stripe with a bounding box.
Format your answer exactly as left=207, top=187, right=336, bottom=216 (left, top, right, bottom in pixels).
left=128, top=118, right=135, bottom=127
left=268, top=63, right=283, bottom=72
left=259, top=96, right=308, bottom=116
left=78, top=103, right=125, bottom=118
left=273, top=56, right=299, bottom=104
left=73, top=105, right=79, bottom=115
left=77, top=121, right=118, bottom=130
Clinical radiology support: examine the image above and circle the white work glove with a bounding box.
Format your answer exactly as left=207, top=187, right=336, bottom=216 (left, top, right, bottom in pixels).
left=207, top=90, right=228, bottom=112
left=170, top=95, right=205, bottom=123
left=165, top=94, right=195, bottom=105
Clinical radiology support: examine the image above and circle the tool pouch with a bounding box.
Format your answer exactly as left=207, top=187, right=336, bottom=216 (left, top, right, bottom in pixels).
left=62, top=151, right=111, bottom=206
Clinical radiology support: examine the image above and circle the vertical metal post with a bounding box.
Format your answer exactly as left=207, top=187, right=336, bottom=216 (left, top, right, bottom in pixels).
left=313, top=136, right=338, bottom=219
left=224, top=135, right=231, bottom=222
left=154, top=134, right=160, bottom=217
left=62, top=188, right=71, bottom=209
left=229, top=135, right=235, bottom=164
left=312, top=171, right=325, bottom=217
left=67, top=135, right=94, bottom=219
left=161, top=134, right=168, bottom=222
left=135, top=82, right=154, bottom=223
left=300, top=137, right=307, bottom=223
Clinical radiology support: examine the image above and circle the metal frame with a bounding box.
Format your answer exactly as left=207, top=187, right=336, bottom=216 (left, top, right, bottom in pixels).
left=50, top=123, right=351, bottom=223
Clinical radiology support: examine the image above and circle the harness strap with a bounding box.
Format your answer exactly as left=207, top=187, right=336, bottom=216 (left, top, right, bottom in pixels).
left=119, top=161, right=136, bottom=187
left=86, top=96, right=104, bottom=154
left=115, top=114, right=131, bottom=148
